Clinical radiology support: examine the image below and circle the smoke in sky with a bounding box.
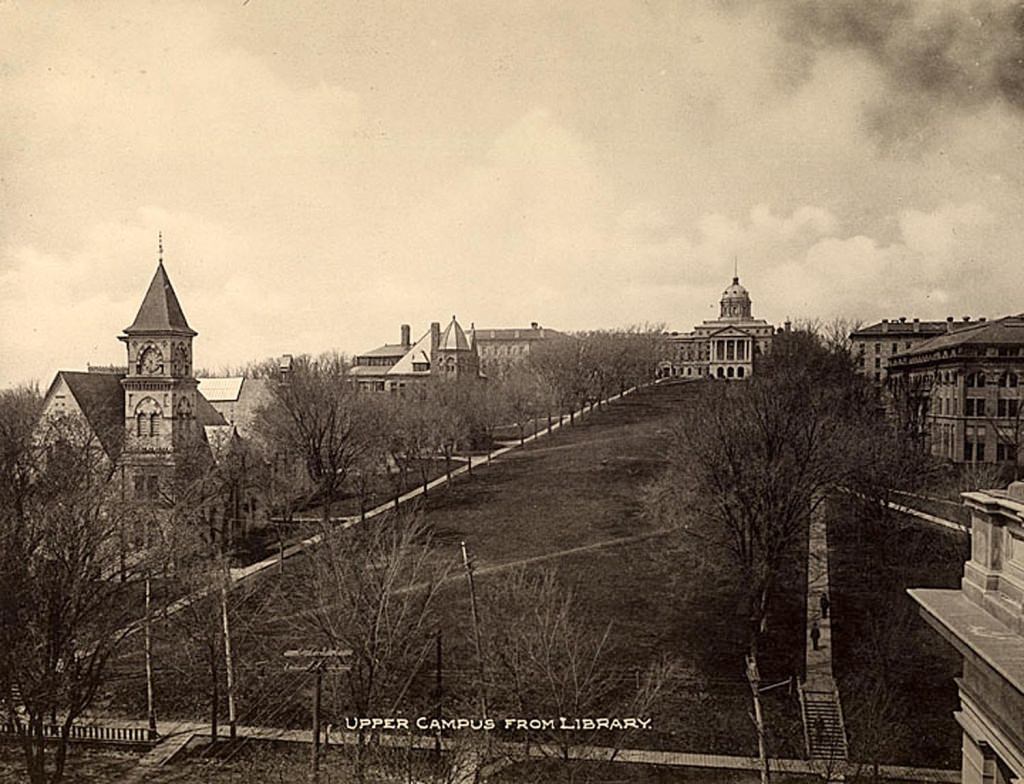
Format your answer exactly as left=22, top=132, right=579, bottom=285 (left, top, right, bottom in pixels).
left=782, top=0, right=1024, bottom=148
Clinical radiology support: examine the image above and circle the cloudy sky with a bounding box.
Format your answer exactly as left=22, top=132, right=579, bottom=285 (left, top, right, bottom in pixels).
left=3, top=0, right=1024, bottom=385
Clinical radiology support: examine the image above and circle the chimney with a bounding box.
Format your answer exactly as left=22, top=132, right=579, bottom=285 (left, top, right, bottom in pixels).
left=946, top=316, right=954, bottom=332
left=881, top=319, right=889, bottom=333
left=430, top=321, right=441, bottom=355
left=962, top=315, right=971, bottom=323
left=279, top=354, right=293, bottom=376
left=912, top=318, right=920, bottom=333
left=531, top=321, right=539, bottom=330
left=400, top=323, right=411, bottom=348
left=899, top=316, right=907, bottom=323
left=979, top=317, right=987, bottom=323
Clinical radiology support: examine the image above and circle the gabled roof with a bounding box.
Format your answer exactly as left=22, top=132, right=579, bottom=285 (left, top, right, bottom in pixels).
left=195, top=393, right=228, bottom=427
left=124, top=263, right=197, bottom=336
left=439, top=317, right=471, bottom=351
left=706, top=324, right=757, bottom=339
left=48, top=370, right=126, bottom=460
left=900, top=315, right=1024, bottom=358
left=387, top=331, right=434, bottom=376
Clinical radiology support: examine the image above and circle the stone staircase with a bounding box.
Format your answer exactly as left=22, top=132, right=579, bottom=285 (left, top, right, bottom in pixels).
left=800, top=687, right=848, bottom=762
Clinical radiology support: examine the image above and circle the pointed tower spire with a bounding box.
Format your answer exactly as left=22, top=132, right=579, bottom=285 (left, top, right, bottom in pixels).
left=123, top=247, right=197, bottom=336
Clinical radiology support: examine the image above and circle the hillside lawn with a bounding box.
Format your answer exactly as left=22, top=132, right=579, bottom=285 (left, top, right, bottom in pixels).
left=103, top=381, right=808, bottom=760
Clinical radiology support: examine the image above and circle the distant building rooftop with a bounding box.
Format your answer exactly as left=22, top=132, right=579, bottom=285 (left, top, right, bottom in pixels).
left=197, top=377, right=245, bottom=402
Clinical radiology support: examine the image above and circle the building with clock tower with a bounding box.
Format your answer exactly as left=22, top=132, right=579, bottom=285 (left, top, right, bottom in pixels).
left=41, top=244, right=231, bottom=510
left=118, top=255, right=202, bottom=499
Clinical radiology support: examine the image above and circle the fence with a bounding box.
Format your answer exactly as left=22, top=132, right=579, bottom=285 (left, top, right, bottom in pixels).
left=0, top=721, right=156, bottom=745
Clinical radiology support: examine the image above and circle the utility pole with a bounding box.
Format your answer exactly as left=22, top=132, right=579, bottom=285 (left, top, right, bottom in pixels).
left=311, top=663, right=322, bottom=777
left=434, top=631, right=443, bottom=758
left=284, top=648, right=352, bottom=781
left=460, top=541, right=488, bottom=719
left=746, top=653, right=770, bottom=784
left=144, top=571, right=157, bottom=739
left=221, top=576, right=237, bottom=740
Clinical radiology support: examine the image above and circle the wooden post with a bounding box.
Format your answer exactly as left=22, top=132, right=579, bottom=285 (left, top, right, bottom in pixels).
left=283, top=650, right=351, bottom=780
left=311, top=665, right=323, bottom=779
left=434, top=631, right=443, bottom=759
left=460, top=541, right=488, bottom=719
left=145, top=574, right=157, bottom=739
left=221, top=576, right=237, bottom=740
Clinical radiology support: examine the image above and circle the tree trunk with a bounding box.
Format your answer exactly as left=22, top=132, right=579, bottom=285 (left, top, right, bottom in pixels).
left=52, top=718, right=73, bottom=784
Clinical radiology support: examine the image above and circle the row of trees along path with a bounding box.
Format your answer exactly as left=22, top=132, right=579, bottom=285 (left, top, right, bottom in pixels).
left=0, top=329, right=663, bottom=784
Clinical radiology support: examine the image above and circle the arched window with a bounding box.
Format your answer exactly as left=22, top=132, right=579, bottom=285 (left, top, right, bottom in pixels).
left=999, top=371, right=1019, bottom=388
left=727, top=367, right=735, bottom=378
left=737, top=366, right=745, bottom=379
left=967, top=371, right=986, bottom=388
left=716, top=367, right=724, bottom=378
left=134, top=397, right=162, bottom=438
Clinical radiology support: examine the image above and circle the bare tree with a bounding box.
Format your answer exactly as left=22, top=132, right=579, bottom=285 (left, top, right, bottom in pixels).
left=0, top=408, right=145, bottom=784
left=493, top=365, right=545, bottom=445
left=284, top=510, right=450, bottom=784
left=528, top=336, right=593, bottom=425
left=420, top=379, right=474, bottom=481
left=480, top=568, right=683, bottom=783
left=255, top=353, right=373, bottom=523
left=653, top=331, right=879, bottom=656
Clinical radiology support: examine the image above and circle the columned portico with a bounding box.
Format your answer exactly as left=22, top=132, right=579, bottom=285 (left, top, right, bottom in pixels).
left=663, top=274, right=775, bottom=380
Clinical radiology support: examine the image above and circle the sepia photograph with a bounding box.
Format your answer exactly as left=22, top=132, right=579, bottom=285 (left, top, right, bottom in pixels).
left=1, top=1, right=1023, bottom=782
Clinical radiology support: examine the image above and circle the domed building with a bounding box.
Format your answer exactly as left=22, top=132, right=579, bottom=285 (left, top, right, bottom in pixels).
left=660, top=274, right=776, bottom=380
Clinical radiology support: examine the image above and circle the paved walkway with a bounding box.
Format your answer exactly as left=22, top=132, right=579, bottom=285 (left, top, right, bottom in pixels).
left=102, top=714, right=957, bottom=783
left=805, top=501, right=834, bottom=690
left=835, top=487, right=968, bottom=534
left=801, top=499, right=848, bottom=765
left=118, top=384, right=653, bottom=638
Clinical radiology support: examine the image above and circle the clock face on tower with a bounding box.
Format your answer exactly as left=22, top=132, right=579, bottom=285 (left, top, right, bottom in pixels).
left=138, top=345, right=164, bottom=376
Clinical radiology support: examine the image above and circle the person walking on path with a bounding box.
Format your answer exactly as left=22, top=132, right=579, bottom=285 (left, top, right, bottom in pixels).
left=820, top=591, right=830, bottom=619
left=810, top=620, right=821, bottom=651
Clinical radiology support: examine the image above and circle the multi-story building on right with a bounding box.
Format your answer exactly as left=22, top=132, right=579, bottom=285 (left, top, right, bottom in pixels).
left=850, top=317, right=952, bottom=383
left=887, top=314, right=1024, bottom=467
left=909, top=480, right=1024, bottom=783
